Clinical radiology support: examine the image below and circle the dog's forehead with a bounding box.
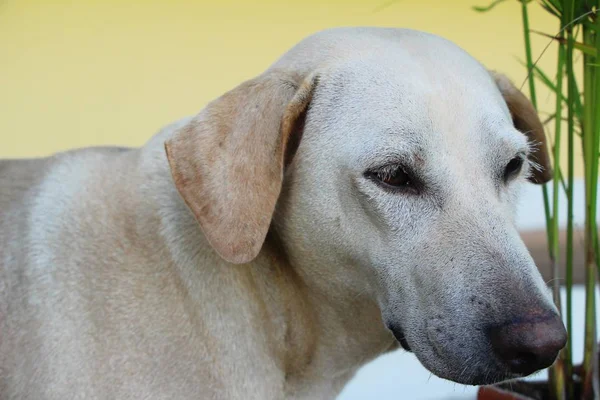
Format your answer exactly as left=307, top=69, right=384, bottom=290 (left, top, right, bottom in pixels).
left=273, top=27, right=489, bottom=77
left=317, top=56, right=521, bottom=157
left=279, top=28, right=527, bottom=165
left=273, top=28, right=504, bottom=96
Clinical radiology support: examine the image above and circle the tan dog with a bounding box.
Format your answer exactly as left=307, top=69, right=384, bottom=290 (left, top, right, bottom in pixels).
left=0, top=27, right=565, bottom=400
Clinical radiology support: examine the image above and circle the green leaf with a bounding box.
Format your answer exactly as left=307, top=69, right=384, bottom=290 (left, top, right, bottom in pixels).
left=519, top=59, right=562, bottom=96
left=540, top=5, right=560, bottom=18
left=570, top=40, right=595, bottom=55
left=517, top=59, right=584, bottom=123
left=530, top=29, right=598, bottom=56
left=538, top=0, right=562, bottom=18
left=472, top=0, right=508, bottom=12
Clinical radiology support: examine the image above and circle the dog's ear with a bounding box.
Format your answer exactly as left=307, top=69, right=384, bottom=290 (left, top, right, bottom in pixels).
left=491, top=72, right=552, bottom=184
left=165, top=70, right=317, bottom=264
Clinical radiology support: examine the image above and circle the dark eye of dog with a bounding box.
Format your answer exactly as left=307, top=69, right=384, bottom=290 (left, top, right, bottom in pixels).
left=367, top=164, right=417, bottom=192
left=504, top=156, right=524, bottom=182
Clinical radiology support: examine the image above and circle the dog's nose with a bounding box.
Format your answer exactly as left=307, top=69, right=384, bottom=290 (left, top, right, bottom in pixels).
left=489, top=312, right=567, bottom=375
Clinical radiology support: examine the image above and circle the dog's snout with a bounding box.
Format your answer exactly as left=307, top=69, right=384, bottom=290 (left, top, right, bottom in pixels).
left=489, top=311, right=567, bottom=376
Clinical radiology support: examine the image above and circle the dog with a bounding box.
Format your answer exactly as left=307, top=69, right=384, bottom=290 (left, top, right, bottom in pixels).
left=0, top=27, right=566, bottom=399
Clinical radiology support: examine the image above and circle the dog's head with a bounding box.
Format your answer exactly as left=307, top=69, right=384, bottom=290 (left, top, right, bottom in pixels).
left=165, top=28, right=565, bottom=385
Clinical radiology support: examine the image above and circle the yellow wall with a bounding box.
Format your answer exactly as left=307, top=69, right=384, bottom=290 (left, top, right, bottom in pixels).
left=0, top=0, right=581, bottom=175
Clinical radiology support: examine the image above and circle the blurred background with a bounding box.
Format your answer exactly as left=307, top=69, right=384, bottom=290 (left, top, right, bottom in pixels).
left=0, top=0, right=565, bottom=160
left=0, top=1, right=592, bottom=399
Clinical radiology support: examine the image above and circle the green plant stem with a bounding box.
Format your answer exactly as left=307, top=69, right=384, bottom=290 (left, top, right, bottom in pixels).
left=581, top=18, right=599, bottom=399
left=523, top=0, right=565, bottom=396
left=522, top=0, right=553, bottom=261
left=550, top=28, right=566, bottom=400
left=551, top=38, right=564, bottom=339
left=526, top=60, right=584, bottom=119
left=523, top=2, right=538, bottom=109
left=562, top=1, right=575, bottom=397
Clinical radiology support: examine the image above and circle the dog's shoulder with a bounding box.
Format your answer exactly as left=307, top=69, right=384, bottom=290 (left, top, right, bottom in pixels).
left=0, top=157, right=48, bottom=209
left=1, top=147, right=130, bottom=221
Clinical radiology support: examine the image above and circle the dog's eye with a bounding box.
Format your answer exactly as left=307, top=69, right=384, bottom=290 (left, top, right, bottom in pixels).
left=504, top=156, right=524, bottom=182
left=367, top=165, right=416, bottom=191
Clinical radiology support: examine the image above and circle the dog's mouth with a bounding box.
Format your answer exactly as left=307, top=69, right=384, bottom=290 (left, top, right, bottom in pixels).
left=387, top=323, right=412, bottom=352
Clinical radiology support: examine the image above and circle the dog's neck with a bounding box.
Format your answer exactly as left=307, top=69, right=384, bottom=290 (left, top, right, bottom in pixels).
left=138, top=129, right=397, bottom=397
left=215, top=229, right=399, bottom=396
left=264, top=228, right=399, bottom=385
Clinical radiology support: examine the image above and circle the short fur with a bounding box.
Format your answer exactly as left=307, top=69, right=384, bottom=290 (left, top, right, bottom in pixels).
left=0, top=28, right=559, bottom=400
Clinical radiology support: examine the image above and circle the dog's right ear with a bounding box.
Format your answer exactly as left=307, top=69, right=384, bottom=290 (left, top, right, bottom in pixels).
left=164, top=70, right=317, bottom=264
left=491, top=72, right=552, bottom=184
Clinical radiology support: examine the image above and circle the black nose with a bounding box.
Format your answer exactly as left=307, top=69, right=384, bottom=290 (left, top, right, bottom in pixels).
left=489, top=311, right=567, bottom=375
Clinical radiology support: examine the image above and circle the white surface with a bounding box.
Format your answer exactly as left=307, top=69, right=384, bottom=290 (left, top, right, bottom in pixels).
left=338, top=286, right=600, bottom=400
left=516, top=179, right=590, bottom=231
left=339, top=180, right=598, bottom=399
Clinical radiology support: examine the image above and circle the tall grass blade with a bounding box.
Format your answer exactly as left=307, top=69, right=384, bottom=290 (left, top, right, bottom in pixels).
left=581, top=18, right=599, bottom=399
left=562, top=0, right=576, bottom=396
left=530, top=29, right=598, bottom=55
left=471, top=0, right=508, bottom=12
left=548, top=23, right=566, bottom=400
left=521, top=0, right=554, bottom=265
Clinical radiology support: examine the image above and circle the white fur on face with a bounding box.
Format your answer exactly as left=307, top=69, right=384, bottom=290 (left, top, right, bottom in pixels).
left=275, top=32, right=556, bottom=385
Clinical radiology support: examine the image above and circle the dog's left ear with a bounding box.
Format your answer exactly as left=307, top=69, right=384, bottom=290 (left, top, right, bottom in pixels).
left=492, top=72, right=552, bottom=184
left=164, top=70, right=317, bottom=264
